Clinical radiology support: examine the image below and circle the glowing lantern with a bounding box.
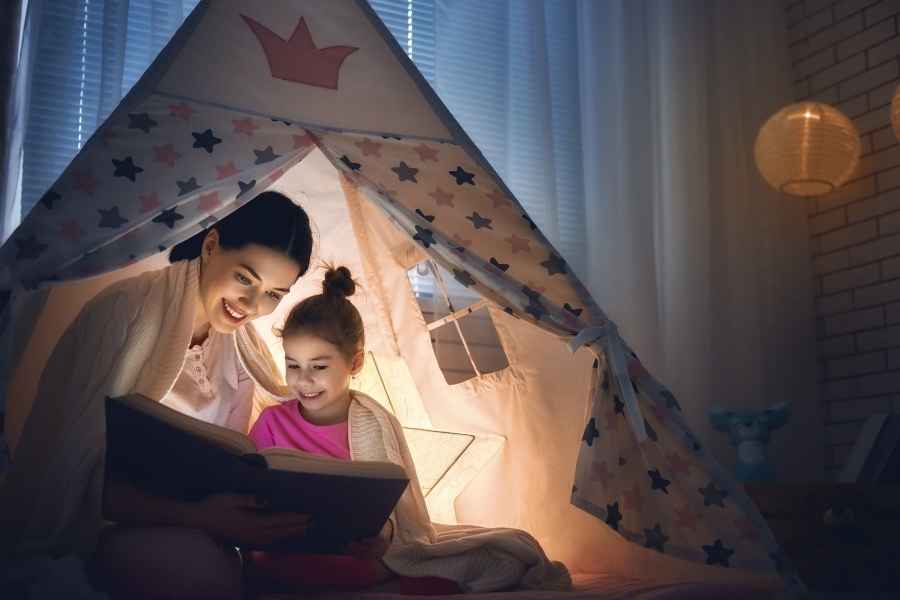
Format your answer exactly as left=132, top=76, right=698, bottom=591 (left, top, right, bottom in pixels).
left=754, top=102, right=861, bottom=197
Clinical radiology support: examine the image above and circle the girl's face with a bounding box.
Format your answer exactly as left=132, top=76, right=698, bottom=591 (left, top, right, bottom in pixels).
left=197, top=230, right=301, bottom=334
left=283, top=332, right=363, bottom=425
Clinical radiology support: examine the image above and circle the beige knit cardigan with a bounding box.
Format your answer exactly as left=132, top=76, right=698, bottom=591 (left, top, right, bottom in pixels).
left=0, top=258, right=569, bottom=592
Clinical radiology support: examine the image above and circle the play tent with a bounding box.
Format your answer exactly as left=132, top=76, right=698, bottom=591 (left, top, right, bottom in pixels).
left=0, top=0, right=801, bottom=594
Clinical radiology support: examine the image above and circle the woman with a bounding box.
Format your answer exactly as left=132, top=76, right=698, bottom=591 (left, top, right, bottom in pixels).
left=0, top=191, right=313, bottom=598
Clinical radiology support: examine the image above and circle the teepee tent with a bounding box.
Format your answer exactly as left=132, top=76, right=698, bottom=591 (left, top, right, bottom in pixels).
left=1, top=0, right=800, bottom=593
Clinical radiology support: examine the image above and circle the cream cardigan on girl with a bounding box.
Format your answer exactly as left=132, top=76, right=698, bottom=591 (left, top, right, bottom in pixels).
left=0, top=258, right=569, bottom=592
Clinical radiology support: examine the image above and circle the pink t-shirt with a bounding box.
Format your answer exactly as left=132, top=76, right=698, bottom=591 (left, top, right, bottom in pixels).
left=249, top=399, right=350, bottom=460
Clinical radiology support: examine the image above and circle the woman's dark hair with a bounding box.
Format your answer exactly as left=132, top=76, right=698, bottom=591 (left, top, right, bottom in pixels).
left=280, top=266, right=365, bottom=361
left=169, top=191, right=314, bottom=276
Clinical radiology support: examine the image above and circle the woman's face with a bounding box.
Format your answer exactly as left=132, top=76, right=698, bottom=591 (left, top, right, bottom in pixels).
left=197, top=230, right=302, bottom=333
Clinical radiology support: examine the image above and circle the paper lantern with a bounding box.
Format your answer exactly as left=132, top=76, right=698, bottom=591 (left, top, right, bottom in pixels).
left=754, top=102, right=861, bottom=197
left=892, top=84, right=900, bottom=142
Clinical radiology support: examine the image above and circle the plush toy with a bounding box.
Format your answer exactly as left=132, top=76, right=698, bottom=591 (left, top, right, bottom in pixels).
left=708, top=402, right=790, bottom=482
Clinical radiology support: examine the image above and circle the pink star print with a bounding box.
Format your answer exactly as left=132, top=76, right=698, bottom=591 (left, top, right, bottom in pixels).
left=622, top=482, right=644, bottom=512
left=73, top=170, right=98, bottom=195
left=413, top=144, right=439, bottom=162
left=198, top=192, right=220, bottom=211
left=452, top=234, right=472, bottom=248
left=140, top=192, right=161, bottom=213
left=169, top=102, right=194, bottom=120
left=505, top=234, right=531, bottom=254
left=216, top=162, right=239, bottom=180
left=355, top=139, right=382, bottom=157
left=154, top=144, right=181, bottom=168
left=60, top=220, right=83, bottom=242
left=232, top=118, right=259, bottom=136
left=665, top=451, right=691, bottom=477
left=591, top=461, right=614, bottom=488
left=674, top=504, right=700, bottom=531
left=293, top=133, right=315, bottom=149
left=487, top=189, right=511, bottom=209
left=428, top=187, right=455, bottom=207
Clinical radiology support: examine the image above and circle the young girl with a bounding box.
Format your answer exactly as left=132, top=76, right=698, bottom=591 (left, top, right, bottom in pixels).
left=246, top=266, right=460, bottom=595
left=246, top=267, right=570, bottom=595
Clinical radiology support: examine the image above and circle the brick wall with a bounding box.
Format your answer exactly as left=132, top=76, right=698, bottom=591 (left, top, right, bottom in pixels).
left=786, top=0, right=900, bottom=479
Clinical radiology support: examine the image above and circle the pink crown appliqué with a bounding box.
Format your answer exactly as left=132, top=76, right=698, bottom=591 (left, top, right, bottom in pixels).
left=242, top=15, right=358, bottom=90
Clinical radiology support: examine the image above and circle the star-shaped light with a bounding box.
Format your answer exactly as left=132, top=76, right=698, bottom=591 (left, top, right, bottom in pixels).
left=112, top=156, right=143, bottom=182
left=128, top=112, right=158, bottom=133
left=216, top=162, right=239, bottom=180
left=487, top=188, right=511, bottom=209
left=449, top=166, right=475, bottom=185
left=198, top=192, right=220, bottom=211
left=154, top=208, right=184, bottom=229
left=98, top=206, right=128, bottom=229
left=169, top=102, right=194, bottom=120
left=413, top=144, right=439, bottom=162
left=60, top=220, right=82, bottom=242
left=504, top=234, right=531, bottom=254
left=392, top=161, right=419, bottom=182
left=177, top=177, right=201, bottom=196
left=192, top=129, right=222, bottom=154
left=702, top=539, right=735, bottom=567
left=232, top=117, right=259, bottom=136
left=466, top=212, right=492, bottom=230
left=242, top=15, right=358, bottom=90
left=154, top=144, right=181, bottom=168
left=140, top=192, right=161, bottom=213
left=73, top=170, right=98, bottom=195
left=254, top=146, right=280, bottom=164
left=699, top=481, right=729, bottom=508
left=355, top=138, right=383, bottom=157
left=428, top=187, right=455, bottom=207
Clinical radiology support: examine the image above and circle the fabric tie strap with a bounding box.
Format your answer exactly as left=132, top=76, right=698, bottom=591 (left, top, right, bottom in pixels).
left=569, top=323, right=648, bottom=442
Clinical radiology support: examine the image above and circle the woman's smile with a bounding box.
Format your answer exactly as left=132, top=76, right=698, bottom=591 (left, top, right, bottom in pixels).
left=221, top=299, right=248, bottom=323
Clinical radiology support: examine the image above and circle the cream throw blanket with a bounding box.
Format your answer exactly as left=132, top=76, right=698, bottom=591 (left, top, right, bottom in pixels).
left=0, top=258, right=570, bottom=592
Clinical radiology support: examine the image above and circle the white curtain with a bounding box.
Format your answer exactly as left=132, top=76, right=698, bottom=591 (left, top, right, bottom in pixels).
left=575, top=0, right=822, bottom=479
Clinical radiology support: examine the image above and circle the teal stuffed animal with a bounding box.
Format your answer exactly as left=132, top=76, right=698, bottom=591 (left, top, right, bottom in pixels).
left=708, top=402, right=790, bottom=482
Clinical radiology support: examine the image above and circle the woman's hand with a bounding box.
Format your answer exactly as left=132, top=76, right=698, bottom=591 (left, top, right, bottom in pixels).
left=345, top=519, right=393, bottom=559
left=191, top=493, right=311, bottom=547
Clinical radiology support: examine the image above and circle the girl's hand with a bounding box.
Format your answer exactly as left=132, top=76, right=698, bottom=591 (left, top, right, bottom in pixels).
left=192, top=493, right=310, bottom=547
left=345, top=520, right=392, bottom=559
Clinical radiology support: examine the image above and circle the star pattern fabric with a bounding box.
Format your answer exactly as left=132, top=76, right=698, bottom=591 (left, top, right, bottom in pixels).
left=1, top=34, right=801, bottom=589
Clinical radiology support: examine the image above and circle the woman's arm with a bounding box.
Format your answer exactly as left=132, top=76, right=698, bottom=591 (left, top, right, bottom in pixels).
left=103, top=480, right=311, bottom=546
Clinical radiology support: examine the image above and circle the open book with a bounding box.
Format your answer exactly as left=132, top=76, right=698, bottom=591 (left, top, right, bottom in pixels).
left=105, top=394, right=409, bottom=553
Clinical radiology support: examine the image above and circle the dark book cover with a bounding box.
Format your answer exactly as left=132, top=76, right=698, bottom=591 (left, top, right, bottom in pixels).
left=105, top=396, right=408, bottom=553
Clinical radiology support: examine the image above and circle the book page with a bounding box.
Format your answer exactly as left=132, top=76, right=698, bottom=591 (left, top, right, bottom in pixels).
left=259, top=447, right=407, bottom=480
left=112, top=394, right=256, bottom=456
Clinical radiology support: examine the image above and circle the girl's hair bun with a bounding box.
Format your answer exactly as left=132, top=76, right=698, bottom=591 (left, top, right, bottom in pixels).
left=323, top=266, right=356, bottom=299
